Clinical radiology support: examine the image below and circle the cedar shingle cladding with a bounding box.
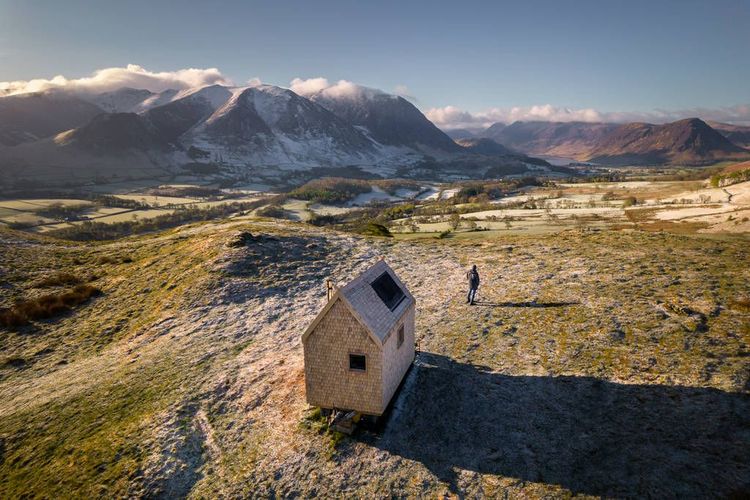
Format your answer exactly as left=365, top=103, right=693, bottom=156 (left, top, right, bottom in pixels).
left=302, top=261, right=416, bottom=415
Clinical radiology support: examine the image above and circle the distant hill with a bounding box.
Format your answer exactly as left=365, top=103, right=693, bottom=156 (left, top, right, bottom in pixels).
left=0, top=92, right=103, bottom=146
left=706, top=121, right=750, bottom=148
left=481, top=121, right=618, bottom=159
left=587, top=118, right=748, bottom=166
left=455, top=137, right=516, bottom=156
left=481, top=122, right=508, bottom=141
left=445, top=128, right=478, bottom=140
left=721, top=160, right=750, bottom=174
left=479, top=118, right=749, bottom=165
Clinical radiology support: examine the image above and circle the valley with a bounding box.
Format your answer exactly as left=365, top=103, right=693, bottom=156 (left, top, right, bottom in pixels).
left=1, top=150, right=750, bottom=498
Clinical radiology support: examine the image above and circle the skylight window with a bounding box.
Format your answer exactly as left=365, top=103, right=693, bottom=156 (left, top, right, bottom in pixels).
left=370, top=272, right=405, bottom=311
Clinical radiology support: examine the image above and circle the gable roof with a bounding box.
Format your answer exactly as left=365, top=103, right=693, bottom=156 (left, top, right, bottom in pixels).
left=301, top=260, right=415, bottom=346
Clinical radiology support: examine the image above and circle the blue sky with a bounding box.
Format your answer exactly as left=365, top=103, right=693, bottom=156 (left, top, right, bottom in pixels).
left=1, top=0, right=748, bottom=126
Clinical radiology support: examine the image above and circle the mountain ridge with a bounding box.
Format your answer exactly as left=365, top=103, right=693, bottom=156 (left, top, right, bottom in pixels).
left=474, top=118, right=749, bottom=165
left=0, top=83, right=538, bottom=178
left=706, top=120, right=750, bottom=148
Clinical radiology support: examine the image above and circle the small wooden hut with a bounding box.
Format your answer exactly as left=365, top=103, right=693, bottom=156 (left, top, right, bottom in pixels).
left=302, top=260, right=416, bottom=416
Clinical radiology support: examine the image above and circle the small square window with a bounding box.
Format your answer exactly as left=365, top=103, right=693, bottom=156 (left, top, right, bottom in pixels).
left=349, top=354, right=366, bottom=371
left=397, top=325, right=405, bottom=348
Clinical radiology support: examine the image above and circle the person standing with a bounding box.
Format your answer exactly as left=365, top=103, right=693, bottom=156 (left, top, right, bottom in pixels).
left=466, top=264, right=480, bottom=305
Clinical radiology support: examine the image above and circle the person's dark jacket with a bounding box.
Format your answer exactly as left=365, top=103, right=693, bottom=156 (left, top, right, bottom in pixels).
left=467, top=269, right=480, bottom=289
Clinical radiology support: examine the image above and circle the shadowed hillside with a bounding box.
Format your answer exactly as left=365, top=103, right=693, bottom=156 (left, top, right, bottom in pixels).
left=375, top=353, right=750, bottom=497
left=588, top=118, right=748, bottom=166
left=478, top=119, right=750, bottom=165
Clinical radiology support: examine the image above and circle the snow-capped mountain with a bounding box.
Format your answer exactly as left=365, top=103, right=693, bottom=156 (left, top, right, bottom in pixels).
left=0, top=82, right=539, bottom=181
left=143, top=85, right=233, bottom=143
left=304, top=85, right=461, bottom=154
left=188, top=85, right=380, bottom=166
left=87, top=88, right=155, bottom=113
left=84, top=87, right=180, bottom=113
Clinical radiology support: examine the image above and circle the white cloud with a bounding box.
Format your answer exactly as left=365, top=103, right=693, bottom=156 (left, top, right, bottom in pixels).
left=426, top=105, right=605, bottom=130
left=424, top=105, right=488, bottom=129
left=426, top=103, right=750, bottom=129
left=4, top=66, right=749, bottom=128
left=394, top=84, right=416, bottom=102
left=289, top=77, right=384, bottom=100
left=289, top=77, right=330, bottom=96
left=246, top=77, right=262, bottom=86
left=0, top=64, right=233, bottom=96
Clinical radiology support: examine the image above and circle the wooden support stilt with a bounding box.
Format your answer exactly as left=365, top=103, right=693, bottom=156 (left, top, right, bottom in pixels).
left=330, top=409, right=361, bottom=435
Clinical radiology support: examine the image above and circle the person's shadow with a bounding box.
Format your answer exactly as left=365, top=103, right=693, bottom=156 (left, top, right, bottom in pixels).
left=473, top=301, right=578, bottom=308
left=362, top=353, right=750, bottom=497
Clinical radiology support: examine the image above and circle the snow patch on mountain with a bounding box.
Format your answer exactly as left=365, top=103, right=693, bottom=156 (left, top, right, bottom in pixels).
left=202, top=87, right=250, bottom=125
left=136, top=89, right=179, bottom=111
left=89, top=88, right=154, bottom=113
left=170, top=85, right=234, bottom=111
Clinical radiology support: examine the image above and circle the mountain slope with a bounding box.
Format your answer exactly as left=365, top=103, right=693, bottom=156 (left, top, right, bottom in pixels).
left=54, top=113, right=168, bottom=152
left=455, top=137, right=516, bottom=156
left=87, top=88, right=155, bottom=113
left=481, top=122, right=507, bottom=141
left=444, top=128, right=478, bottom=140
left=189, top=85, right=378, bottom=165
left=482, top=121, right=618, bottom=159
left=83, top=87, right=182, bottom=113
left=144, top=85, right=232, bottom=143
left=0, top=92, right=104, bottom=146
left=480, top=119, right=750, bottom=165
left=706, top=121, right=750, bottom=149
left=308, top=87, right=461, bottom=153
left=587, top=118, right=749, bottom=165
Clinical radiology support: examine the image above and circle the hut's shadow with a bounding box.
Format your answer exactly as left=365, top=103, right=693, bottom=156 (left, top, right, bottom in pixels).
left=363, top=353, right=750, bottom=497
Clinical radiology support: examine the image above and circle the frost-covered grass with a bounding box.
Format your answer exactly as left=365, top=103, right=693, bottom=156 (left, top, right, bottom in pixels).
left=0, top=199, right=93, bottom=210
left=0, top=199, right=95, bottom=227
left=113, top=194, right=201, bottom=206
left=384, top=179, right=750, bottom=237
left=0, top=212, right=57, bottom=226
left=346, top=186, right=399, bottom=206
left=0, top=217, right=747, bottom=497
left=93, top=209, right=175, bottom=223
left=2, top=172, right=750, bottom=495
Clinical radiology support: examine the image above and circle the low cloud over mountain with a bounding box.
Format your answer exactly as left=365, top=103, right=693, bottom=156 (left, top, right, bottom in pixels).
left=427, top=103, right=750, bottom=130
left=0, top=64, right=232, bottom=96
left=0, top=72, right=531, bottom=179
left=1, top=65, right=748, bottom=175
left=4, top=65, right=748, bottom=129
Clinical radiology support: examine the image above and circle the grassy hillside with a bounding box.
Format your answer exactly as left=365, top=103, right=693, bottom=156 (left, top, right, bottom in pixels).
left=1, top=218, right=748, bottom=497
